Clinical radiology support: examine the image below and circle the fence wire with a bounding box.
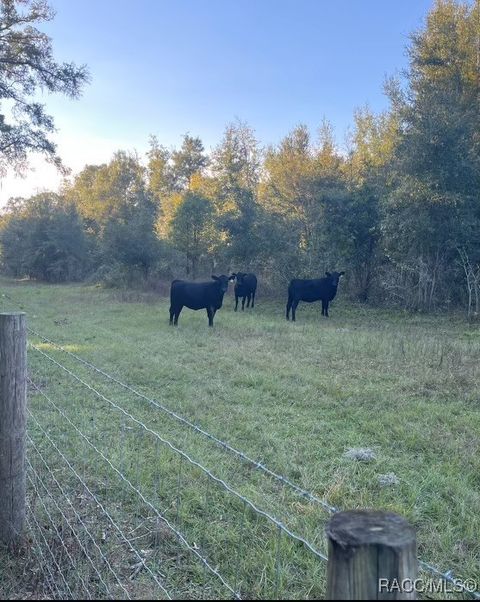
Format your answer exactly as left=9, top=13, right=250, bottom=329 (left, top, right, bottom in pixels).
left=28, top=376, right=239, bottom=599
left=27, top=432, right=135, bottom=599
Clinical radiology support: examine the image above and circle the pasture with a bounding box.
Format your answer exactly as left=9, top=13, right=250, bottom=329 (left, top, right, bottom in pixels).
left=1, top=277, right=479, bottom=599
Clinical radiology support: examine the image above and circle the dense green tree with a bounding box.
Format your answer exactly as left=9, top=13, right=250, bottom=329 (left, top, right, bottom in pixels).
left=169, top=191, right=215, bottom=278
left=0, top=0, right=89, bottom=174
left=261, top=125, right=318, bottom=263
left=152, top=134, right=210, bottom=260
left=64, top=151, right=148, bottom=230
left=146, top=135, right=172, bottom=205
left=212, top=120, right=261, bottom=195
left=63, top=151, right=162, bottom=283
left=261, top=123, right=350, bottom=276
left=381, top=0, right=480, bottom=309
left=210, top=120, right=263, bottom=267
left=346, top=107, right=398, bottom=187
left=171, top=134, right=209, bottom=191
left=340, top=108, right=397, bottom=300
left=101, top=199, right=161, bottom=281
left=0, top=193, right=88, bottom=281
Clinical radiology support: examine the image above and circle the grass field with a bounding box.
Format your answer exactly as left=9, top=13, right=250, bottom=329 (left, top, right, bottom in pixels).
left=0, top=277, right=479, bottom=599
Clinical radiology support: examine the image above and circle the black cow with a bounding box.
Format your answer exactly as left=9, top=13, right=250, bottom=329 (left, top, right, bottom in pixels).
left=231, top=272, right=257, bottom=311
left=286, top=271, right=345, bottom=322
left=169, top=275, right=234, bottom=327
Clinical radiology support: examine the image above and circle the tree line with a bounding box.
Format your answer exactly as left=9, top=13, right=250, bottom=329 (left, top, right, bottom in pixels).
left=1, top=0, right=479, bottom=315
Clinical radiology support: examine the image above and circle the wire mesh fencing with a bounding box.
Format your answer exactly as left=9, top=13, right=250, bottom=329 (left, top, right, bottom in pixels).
left=26, top=346, right=330, bottom=599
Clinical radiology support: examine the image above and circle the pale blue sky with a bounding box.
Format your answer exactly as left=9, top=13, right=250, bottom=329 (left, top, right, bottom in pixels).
left=1, top=0, right=434, bottom=201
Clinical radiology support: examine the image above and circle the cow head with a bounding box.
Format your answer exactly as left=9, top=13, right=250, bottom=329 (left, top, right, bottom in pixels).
left=231, top=272, right=246, bottom=284
left=325, top=271, right=345, bottom=287
left=212, top=274, right=233, bottom=293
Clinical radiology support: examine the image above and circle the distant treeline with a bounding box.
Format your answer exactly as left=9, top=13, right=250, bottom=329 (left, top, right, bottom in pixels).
left=1, top=0, right=479, bottom=314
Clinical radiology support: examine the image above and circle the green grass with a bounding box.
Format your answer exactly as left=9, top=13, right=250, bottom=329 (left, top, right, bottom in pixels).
left=0, top=277, right=479, bottom=599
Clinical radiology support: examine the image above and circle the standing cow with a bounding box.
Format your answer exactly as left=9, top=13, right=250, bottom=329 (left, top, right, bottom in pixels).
left=286, top=271, right=345, bottom=322
left=169, top=275, right=234, bottom=327
left=231, top=272, right=257, bottom=311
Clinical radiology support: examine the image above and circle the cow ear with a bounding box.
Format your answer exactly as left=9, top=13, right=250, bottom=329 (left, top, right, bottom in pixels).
left=340, top=271, right=345, bottom=276
left=230, top=273, right=236, bottom=279
left=211, top=275, right=219, bottom=281
left=325, top=271, right=331, bottom=277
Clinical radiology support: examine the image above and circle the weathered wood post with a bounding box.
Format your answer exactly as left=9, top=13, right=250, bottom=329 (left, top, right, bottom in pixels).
left=0, top=312, right=27, bottom=547
left=326, top=510, right=417, bottom=600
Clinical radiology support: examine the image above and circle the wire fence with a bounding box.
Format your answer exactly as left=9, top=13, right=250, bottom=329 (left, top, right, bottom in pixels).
left=26, top=342, right=328, bottom=599
left=1, top=289, right=479, bottom=600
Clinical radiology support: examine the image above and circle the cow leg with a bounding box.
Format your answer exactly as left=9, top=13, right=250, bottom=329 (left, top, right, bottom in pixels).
left=251, top=290, right=255, bottom=308
left=324, top=300, right=329, bottom=317
left=169, top=305, right=175, bottom=325
left=174, top=306, right=182, bottom=326
left=206, top=307, right=214, bottom=327
left=241, top=296, right=246, bottom=311
left=234, top=294, right=239, bottom=312
left=291, top=299, right=299, bottom=322
left=321, top=300, right=326, bottom=316
left=286, top=296, right=292, bottom=320
left=246, top=293, right=251, bottom=308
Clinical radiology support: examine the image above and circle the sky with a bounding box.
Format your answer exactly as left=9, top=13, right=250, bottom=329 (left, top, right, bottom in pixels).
left=0, top=0, right=435, bottom=204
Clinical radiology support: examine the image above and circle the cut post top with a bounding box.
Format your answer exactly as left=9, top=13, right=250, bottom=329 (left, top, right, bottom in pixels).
left=326, top=510, right=416, bottom=548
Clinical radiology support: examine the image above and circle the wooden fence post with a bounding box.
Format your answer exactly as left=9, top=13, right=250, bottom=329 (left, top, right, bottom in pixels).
left=0, top=312, right=27, bottom=547
left=326, top=510, right=417, bottom=600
